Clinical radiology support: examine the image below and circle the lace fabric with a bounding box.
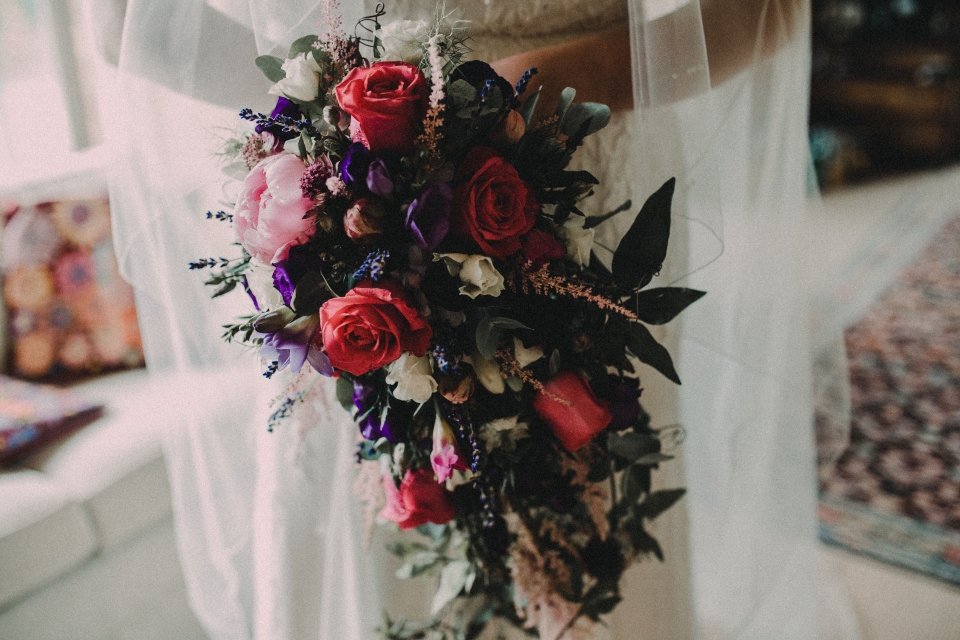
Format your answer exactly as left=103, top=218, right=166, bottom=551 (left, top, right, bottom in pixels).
left=109, top=1, right=857, bottom=638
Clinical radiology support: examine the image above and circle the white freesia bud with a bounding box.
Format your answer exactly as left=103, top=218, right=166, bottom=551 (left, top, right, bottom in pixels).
left=557, top=216, right=595, bottom=268
left=379, top=20, right=430, bottom=63
left=385, top=352, right=437, bottom=403
left=245, top=259, right=283, bottom=310
left=512, top=337, right=544, bottom=368
left=462, top=349, right=505, bottom=395
left=434, top=253, right=505, bottom=299
left=269, top=54, right=322, bottom=102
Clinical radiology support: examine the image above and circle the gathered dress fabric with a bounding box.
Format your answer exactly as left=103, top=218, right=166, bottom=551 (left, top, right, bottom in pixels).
left=109, top=0, right=857, bottom=638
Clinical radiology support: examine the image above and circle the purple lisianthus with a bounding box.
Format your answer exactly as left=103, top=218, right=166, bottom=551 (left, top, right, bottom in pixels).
left=258, top=314, right=320, bottom=374
left=366, top=158, right=394, bottom=197
left=452, top=61, right=513, bottom=103
left=340, top=143, right=373, bottom=187
left=272, top=245, right=324, bottom=306
left=256, top=97, right=302, bottom=151
left=609, top=376, right=643, bottom=431
left=406, top=182, right=452, bottom=250
left=352, top=379, right=409, bottom=443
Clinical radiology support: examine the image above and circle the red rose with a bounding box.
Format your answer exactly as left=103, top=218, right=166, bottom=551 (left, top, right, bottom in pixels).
left=534, top=371, right=612, bottom=451
left=520, top=228, right=566, bottom=266
left=380, top=469, right=457, bottom=530
left=334, top=62, right=428, bottom=153
left=452, top=147, right=539, bottom=259
left=318, top=279, right=432, bottom=376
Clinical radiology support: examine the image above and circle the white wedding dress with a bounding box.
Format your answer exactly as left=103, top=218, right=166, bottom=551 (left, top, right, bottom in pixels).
left=109, top=1, right=855, bottom=639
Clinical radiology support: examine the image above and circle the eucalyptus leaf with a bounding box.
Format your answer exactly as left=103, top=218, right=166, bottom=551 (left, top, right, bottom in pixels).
left=637, top=488, right=686, bottom=521
left=548, top=349, right=561, bottom=376
left=335, top=375, right=355, bottom=412
left=520, top=86, right=541, bottom=125
left=431, top=559, right=470, bottom=615
left=212, top=280, right=238, bottom=298
left=395, top=551, right=441, bottom=579
left=255, top=55, right=286, bottom=82
left=288, top=34, right=320, bottom=58
left=623, top=514, right=664, bottom=561
left=626, top=322, right=681, bottom=385
left=554, top=87, right=576, bottom=122
left=448, top=79, right=477, bottom=105
left=629, top=287, right=706, bottom=325
left=506, top=376, right=523, bottom=392
left=560, top=102, right=611, bottom=138
left=612, top=178, right=675, bottom=290
left=621, top=463, right=649, bottom=504
left=475, top=315, right=531, bottom=359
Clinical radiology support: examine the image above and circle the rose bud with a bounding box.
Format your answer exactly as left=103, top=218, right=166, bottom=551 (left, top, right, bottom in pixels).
left=343, top=197, right=387, bottom=244
left=572, top=333, right=593, bottom=352
left=534, top=371, right=612, bottom=451
left=437, top=371, right=475, bottom=404
left=491, top=108, right=526, bottom=146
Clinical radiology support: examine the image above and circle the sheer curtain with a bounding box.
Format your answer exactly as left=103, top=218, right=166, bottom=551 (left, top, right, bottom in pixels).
left=109, top=1, right=855, bottom=638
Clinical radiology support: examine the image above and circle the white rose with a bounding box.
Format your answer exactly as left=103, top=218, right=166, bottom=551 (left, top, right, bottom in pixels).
left=379, top=20, right=430, bottom=63
left=269, top=54, right=322, bottom=102
left=245, top=259, right=283, bottom=310
left=462, top=348, right=505, bottom=394
left=385, top=352, right=437, bottom=403
left=556, top=217, right=595, bottom=267
left=434, top=253, right=505, bottom=299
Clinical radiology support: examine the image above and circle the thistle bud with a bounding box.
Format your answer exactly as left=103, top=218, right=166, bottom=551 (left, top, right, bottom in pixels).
left=437, top=371, right=475, bottom=405
left=491, top=109, right=526, bottom=147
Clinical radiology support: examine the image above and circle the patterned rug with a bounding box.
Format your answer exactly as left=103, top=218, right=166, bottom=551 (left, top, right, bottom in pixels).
left=819, top=212, right=960, bottom=585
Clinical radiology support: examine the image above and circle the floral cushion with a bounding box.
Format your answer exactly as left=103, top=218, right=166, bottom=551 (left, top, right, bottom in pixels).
left=0, top=375, right=103, bottom=465
left=1, top=198, right=144, bottom=380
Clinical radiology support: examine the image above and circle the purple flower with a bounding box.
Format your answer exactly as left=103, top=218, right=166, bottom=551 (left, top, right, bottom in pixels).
left=256, top=97, right=302, bottom=151
left=340, top=143, right=372, bottom=187
left=406, top=182, right=452, bottom=250
left=258, top=314, right=320, bottom=374
left=271, top=245, right=324, bottom=307
left=609, top=376, right=643, bottom=431
left=366, top=158, right=394, bottom=197
left=352, top=379, right=409, bottom=443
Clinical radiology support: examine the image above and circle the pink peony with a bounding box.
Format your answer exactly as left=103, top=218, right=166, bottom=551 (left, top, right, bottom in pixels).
left=234, top=153, right=316, bottom=264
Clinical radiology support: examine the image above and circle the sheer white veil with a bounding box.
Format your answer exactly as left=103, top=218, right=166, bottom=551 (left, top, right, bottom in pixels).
left=109, top=1, right=854, bottom=638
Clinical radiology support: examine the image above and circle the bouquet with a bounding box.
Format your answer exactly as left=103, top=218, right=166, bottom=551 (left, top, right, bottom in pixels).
left=193, top=5, right=705, bottom=639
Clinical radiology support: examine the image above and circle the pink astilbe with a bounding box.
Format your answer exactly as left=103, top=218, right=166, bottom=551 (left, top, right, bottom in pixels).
left=416, top=40, right=446, bottom=165
left=510, top=261, right=638, bottom=320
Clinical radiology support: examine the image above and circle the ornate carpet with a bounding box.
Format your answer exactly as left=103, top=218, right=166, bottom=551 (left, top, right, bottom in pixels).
left=819, top=212, right=960, bottom=585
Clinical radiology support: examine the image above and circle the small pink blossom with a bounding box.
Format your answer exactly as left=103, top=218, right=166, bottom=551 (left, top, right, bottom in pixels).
left=234, top=153, right=316, bottom=264
left=430, top=413, right=467, bottom=483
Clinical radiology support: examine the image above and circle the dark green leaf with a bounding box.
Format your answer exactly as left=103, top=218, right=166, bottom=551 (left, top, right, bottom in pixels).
left=626, top=322, right=680, bottom=384
left=638, top=488, right=686, bottom=521
left=520, top=86, right=541, bottom=125
left=623, top=514, right=664, bottom=561
left=584, top=594, right=622, bottom=618
left=583, top=199, right=631, bottom=230
left=288, top=35, right=320, bottom=58
left=620, top=463, right=650, bottom=504
left=634, top=452, right=674, bottom=466
left=629, top=287, right=706, bottom=325
left=291, top=271, right=326, bottom=314
left=560, top=102, right=611, bottom=137
left=612, top=177, right=675, bottom=290
left=607, top=430, right=661, bottom=462
left=255, top=55, right=286, bottom=82
left=212, top=280, right=238, bottom=298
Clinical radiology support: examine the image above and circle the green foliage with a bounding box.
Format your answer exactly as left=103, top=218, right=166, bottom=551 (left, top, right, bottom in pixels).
left=612, top=178, right=675, bottom=291
left=629, top=287, right=706, bottom=325
left=626, top=321, right=681, bottom=384
left=255, top=55, right=285, bottom=82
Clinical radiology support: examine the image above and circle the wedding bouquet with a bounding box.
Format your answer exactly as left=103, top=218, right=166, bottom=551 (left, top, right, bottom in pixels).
left=194, top=5, right=704, bottom=638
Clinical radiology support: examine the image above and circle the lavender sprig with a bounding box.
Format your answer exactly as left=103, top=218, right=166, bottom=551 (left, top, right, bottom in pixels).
left=352, top=248, right=390, bottom=282
left=444, top=403, right=482, bottom=473
left=513, top=67, right=538, bottom=99
left=239, top=108, right=319, bottom=138
left=188, top=257, right=231, bottom=270
left=206, top=210, right=233, bottom=223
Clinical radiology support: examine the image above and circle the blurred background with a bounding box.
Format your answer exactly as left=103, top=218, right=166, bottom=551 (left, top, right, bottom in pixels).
left=0, top=0, right=957, bottom=639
